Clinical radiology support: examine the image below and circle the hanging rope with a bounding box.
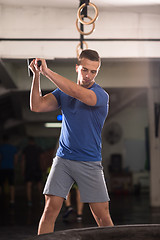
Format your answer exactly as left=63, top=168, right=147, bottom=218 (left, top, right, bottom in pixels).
left=76, top=0, right=99, bottom=58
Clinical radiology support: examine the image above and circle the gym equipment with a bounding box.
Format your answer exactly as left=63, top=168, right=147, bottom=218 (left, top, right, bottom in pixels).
left=76, top=41, right=88, bottom=59
left=76, top=0, right=98, bottom=57
left=76, top=15, right=95, bottom=36
left=30, top=224, right=160, bottom=240
left=27, top=59, right=42, bottom=77
left=77, top=2, right=99, bottom=25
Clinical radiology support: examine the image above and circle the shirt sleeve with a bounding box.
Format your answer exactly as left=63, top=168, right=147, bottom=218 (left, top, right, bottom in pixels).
left=52, top=88, right=61, bottom=107
left=91, top=85, right=109, bottom=107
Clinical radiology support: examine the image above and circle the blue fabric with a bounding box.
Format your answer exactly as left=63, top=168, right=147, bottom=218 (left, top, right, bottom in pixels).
left=52, top=83, right=109, bottom=162
left=0, top=144, right=17, bottom=169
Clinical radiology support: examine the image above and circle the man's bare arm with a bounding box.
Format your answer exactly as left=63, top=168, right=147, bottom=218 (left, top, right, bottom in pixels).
left=43, top=67, right=97, bottom=106
left=30, top=60, right=59, bottom=112
left=35, top=59, right=97, bottom=106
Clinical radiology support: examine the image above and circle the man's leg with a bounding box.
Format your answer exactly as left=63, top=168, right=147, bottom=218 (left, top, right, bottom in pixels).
left=65, top=192, right=71, bottom=207
left=89, top=201, right=114, bottom=227
left=63, top=192, right=73, bottom=220
left=37, top=181, right=43, bottom=202
left=26, top=181, right=32, bottom=204
left=9, top=171, right=15, bottom=204
left=38, top=195, right=64, bottom=235
left=76, top=188, right=83, bottom=215
left=10, top=185, right=15, bottom=203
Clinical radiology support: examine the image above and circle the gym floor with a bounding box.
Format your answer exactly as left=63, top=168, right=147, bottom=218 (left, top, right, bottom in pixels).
left=1, top=188, right=160, bottom=240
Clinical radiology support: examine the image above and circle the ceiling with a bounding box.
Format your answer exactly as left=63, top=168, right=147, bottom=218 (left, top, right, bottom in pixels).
left=0, top=0, right=160, bottom=13
left=0, top=0, right=160, bottom=7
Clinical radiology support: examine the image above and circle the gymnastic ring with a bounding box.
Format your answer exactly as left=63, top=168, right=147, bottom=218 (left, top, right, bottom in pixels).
left=76, top=41, right=88, bottom=59
left=77, top=2, right=98, bottom=25
left=76, top=16, right=95, bottom=35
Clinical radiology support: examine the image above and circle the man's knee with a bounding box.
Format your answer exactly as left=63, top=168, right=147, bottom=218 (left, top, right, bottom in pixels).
left=44, top=195, right=63, bottom=218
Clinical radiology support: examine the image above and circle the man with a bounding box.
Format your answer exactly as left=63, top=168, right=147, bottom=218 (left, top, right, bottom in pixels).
left=0, top=135, right=18, bottom=205
left=63, top=183, right=84, bottom=222
left=21, top=137, right=43, bottom=206
left=29, top=49, right=114, bottom=235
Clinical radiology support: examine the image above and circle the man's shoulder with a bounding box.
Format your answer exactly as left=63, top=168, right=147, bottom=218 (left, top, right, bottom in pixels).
left=91, top=83, right=109, bottom=96
left=52, top=88, right=69, bottom=98
left=52, top=88, right=64, bottom=97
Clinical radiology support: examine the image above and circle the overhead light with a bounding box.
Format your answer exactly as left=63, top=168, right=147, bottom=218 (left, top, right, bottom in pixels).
left=45, top=123, right=62, bottom=128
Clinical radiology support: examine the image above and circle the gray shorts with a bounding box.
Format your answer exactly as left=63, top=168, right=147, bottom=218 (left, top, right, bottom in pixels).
left=43, top=156, right=110, bottom=203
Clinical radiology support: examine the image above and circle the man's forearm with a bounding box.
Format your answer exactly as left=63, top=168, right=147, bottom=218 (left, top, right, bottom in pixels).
left=44, top=67, right=80, bottom=98
left=42, top=67, right=97, bottom=106
left=30, top=72, right=42, bottom=112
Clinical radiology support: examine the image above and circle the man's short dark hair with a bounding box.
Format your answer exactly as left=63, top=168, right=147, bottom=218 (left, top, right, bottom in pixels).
left=78, top=49, right=101, bottom=65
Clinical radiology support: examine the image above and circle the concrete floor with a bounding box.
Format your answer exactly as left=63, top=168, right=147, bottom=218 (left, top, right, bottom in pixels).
left=1, top=188, right=160, bottom=240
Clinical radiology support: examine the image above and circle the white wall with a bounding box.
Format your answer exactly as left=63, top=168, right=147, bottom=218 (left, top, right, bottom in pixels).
left=0, top=5, right=160, bottom=58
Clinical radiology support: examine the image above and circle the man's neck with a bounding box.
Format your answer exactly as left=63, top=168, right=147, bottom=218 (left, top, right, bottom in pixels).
left=77, top=80, right=95, bottom=89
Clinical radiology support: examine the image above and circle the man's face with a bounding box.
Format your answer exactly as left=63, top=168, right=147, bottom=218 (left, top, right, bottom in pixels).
left=76, top=58, right=100, bottom=88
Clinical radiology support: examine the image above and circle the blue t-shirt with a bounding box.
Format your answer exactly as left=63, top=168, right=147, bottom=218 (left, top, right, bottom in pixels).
left=52, top=83, right=109, bottom=162
left=0, top=144, right=17, bottom=169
